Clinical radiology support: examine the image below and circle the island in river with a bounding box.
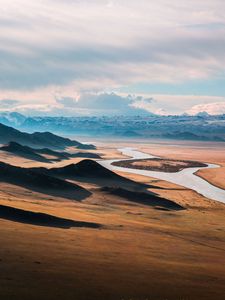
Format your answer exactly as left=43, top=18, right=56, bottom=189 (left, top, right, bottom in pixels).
left=112, top=157, right=207, bottom=173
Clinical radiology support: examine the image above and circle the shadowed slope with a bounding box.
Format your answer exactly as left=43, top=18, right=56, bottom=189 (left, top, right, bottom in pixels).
left=0, top=204, right=101, bottom=229
left=0, top=162, right=91, bottom=201
left=70, top=152, right=101, bottom=159
left=0, top=142, right=49, bottom=162
left=49, top=159, right=121, bottom=178
left=37, top=148, right=101, bottom=159
left=101, top=187, right=184, bottom=211
left=32, top=159, right=161, bottom=192
left=0, top=142, right=101, bottom=162
left=2, top=159, right=179, bottom=208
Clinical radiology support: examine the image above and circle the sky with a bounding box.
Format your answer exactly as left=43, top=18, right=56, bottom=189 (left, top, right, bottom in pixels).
left=0, top=0, right=225, bottom=116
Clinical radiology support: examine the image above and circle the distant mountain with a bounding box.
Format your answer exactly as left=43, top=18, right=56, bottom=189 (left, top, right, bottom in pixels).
left=1, top=113, right=225, bottom=142
left=0, top=112, right=26, bottom=127
left=162, top=131, right=225, bottom=142
left=0, top=122, right=95, bottom=149
left=113, top=130, right=142, bottom=138
left=196, top=111, right=210, bottom=117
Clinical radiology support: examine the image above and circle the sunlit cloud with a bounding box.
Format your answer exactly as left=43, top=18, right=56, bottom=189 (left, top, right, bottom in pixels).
left=0, top=0, right=224, bottom=115
left=187, top=102, right=225, bottom=115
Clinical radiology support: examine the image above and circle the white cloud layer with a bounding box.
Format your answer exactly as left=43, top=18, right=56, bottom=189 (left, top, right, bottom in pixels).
left=0, top=0, right=224, bottom=115
left=1, top=92, right=225, bottom=116
left=187, top=102, right=225, bottom=115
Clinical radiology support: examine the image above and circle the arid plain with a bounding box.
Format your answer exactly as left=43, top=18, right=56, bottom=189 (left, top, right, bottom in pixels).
left=0, top=139, right=225, bottom=300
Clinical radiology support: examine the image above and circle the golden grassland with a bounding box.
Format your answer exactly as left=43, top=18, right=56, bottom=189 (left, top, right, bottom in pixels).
left=0, top=140, right=224, bottom=300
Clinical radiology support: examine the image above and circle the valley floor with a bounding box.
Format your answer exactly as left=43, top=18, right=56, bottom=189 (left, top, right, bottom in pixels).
left=0, top=140, right=225, bottom=300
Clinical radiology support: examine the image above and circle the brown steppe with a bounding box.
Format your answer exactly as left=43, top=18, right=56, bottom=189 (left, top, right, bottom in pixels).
left=0, top=140, right=225, bottom=300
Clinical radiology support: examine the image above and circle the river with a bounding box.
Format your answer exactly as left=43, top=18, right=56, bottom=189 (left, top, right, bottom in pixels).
left=99, top=147, right=225, bottom=204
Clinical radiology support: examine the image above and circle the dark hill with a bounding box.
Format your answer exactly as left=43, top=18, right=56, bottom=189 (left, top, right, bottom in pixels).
left=0, top=141, right=100, bottom=162
left=1, top=160, right=175, bottom=209
left=0, top=162, right=91, bottom=201
left=48, top=159, right=124, bottom=179
left=0, top=122, right=95, bottom=149
left=0, top=142, right=49, bottom=162
left=31, top=131, right=84, bottom=149
left=36, top=148, right=69, bottom=159
left=32, top=159, right=155, bottom=191
left=37, top=149, right=101, bottom=159
left=70, top=152, right=101, bottom=159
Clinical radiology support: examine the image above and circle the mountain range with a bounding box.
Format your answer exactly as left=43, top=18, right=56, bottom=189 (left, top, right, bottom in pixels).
left=0, top=112, right=224, bottom=142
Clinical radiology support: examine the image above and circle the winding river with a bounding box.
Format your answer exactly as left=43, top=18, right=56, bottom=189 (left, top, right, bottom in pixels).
left=99, top=147, right=225, bottom=204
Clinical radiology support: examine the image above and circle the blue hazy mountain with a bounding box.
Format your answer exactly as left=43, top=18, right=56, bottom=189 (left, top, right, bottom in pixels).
left=0, top=112, right=224, bottom=142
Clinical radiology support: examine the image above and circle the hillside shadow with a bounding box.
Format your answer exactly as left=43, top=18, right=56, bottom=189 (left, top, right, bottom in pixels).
left=0, top=149, right=52, bottom=163
left=0, top=204, right=101, bottom=229
left=38, top=159, right=163, bottom=193
left=70, top=176, right=162, bottom=192
left=101, top=187, right=185, bottom=211
left=0, top=162, right=91, bottom=201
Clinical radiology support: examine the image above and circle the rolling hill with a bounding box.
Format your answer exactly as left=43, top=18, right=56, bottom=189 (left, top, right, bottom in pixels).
left=0, top=122, right=95, bottom=150
left=0, top=141, right=100, bottom=162
left=0, top=142, right=49, bottom=162
left=0, top=161, right=91, bottom=201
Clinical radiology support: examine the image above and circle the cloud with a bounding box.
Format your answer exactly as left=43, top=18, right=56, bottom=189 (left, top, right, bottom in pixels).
left=0, top=0, right=224, bottom=115
left=0, top=0, right=224, bottom=91
left=1, top=91, right=225, bottom=116
left=187, top=102, right=225, bottom=115
left=0, top=99, right=20, bottom=108
left=55, top=97, right=78, bottom=107
left=121, top=94, right=225, bottom=115
left=0, top=91, right=154, bottom=116
left=131, top=97, right=154, bottom=111
left=56, top=92, right=153, bottom=115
